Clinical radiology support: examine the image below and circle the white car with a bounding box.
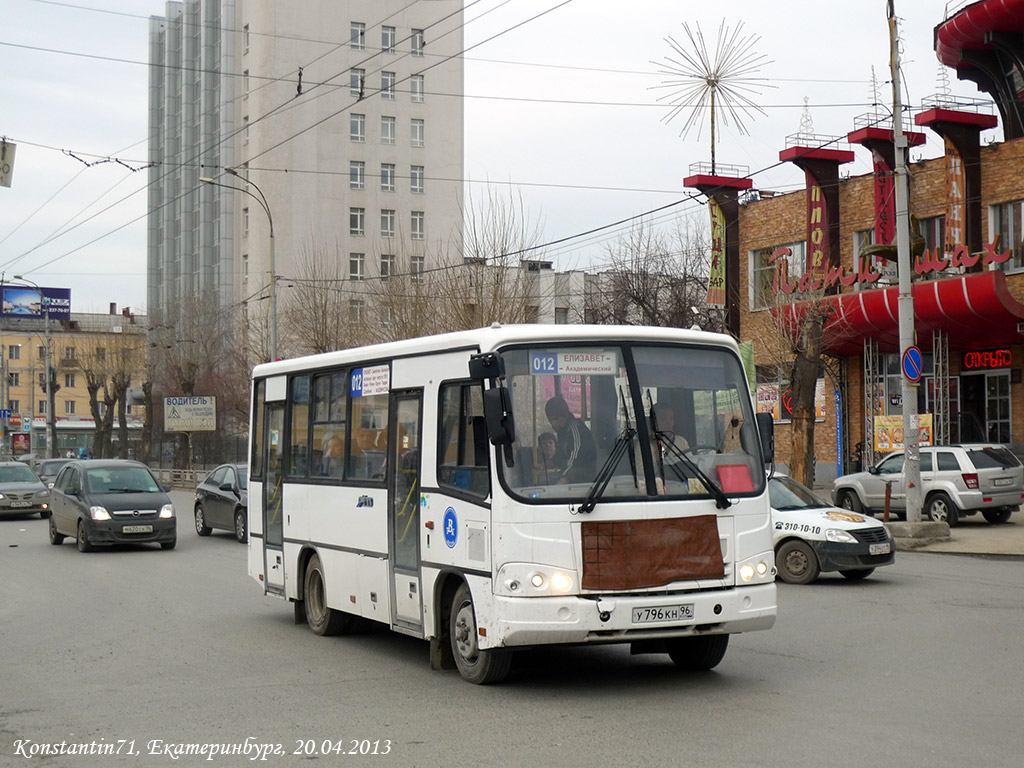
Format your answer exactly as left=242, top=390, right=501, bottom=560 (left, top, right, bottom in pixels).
left=770, top=474, right=895, bottom=584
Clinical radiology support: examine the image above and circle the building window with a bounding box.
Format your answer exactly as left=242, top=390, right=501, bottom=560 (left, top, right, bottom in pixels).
left=991, top=199, right=1024, bottom=273
left=381, top=163, right=396, bottom=192
left=64, top=373, right=75, bottom=388
left=349, top=207, right=365, bottom=236
left=350, top=68, right=365, bottom=97
left=65, top=400, right=76, bottom=415
left=8, top=400, right=18, bottom=413
left=411, top=255, right=425, bottom=283
left=380, top=253, right=394, bottom=280
left=411, top=211, right=425, bottom=240
left=243, top=115, right=249, bottom=144
left=242, top=254, right=249, bottom=283
left=382, top=25, right=396, bottom=53
left=411, top=29, right=424, bottom=56
left=37, top=346, right=45, bottom=359
left=8, top=345, right=20, bottom=360
left=38, top=372, right=45, bottom=389
left=381, top=71, right=396, bottom=100
left=411, top=118, right=424, bottom=147
left=918, top=215, right=945, bottom=255
left=410, top=74, right=424, bottom=102
left=381, top=209, right=396, bottom=238
left=64, top=347, right=76, bottom=359
left=350, top=22, right=365, bottom=50
left=243, top=207, right=249, bottom=237
left=750, top=241, right=805, bottom=311
left=555, top=308, right=569, bottom=324
left=381, top=115, right=396, bottom=145
left=350, top=113, right=365, bottom=142
left=243, top=23, right=250, bottom=54
left=8, top=372, right=19, bottom=387
left=410, top=165, right=424, bottom=194
left=349, top=253, right=365, bottom=282
left=38, top=400, right=46, bottom=415
left=350, top=161, right=365, bottom=190
left=349, top=299, right=365, bottom=324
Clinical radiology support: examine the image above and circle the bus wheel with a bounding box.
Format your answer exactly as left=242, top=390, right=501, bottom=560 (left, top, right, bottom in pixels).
left=449, top=582, right=511, bottom=685
left=304, top=554, right=348, bottom=636
left=666, top=634, right=729, bottom=670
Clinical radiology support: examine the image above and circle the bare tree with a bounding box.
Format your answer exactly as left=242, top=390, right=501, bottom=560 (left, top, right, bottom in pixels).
left=282, top=240, right=360, bottom=355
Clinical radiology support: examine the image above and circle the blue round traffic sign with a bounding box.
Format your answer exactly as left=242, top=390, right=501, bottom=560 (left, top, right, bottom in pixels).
left=902, top=346, right=923, bottom=383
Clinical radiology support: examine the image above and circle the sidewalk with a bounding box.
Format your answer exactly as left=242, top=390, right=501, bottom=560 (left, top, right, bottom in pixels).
left=905, top=514, right=1024, bottom=556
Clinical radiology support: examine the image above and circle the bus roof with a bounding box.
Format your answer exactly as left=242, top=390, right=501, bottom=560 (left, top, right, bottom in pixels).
left=251, top=324, right=741, bottom=378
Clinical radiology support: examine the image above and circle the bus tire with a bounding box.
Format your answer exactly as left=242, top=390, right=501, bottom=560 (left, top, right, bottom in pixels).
left=666, top=634, right=729, bottom=670
left=304, top=554, right=349, bottom=636
left=449, top=582, right=511, bottom=685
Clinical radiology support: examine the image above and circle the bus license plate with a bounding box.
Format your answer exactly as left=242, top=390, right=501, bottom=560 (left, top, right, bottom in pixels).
left=869, top=542, right=891, bottom=555
left=123, top=525, right=153, bottom=534
left=632, top=604, right=694, bottom=624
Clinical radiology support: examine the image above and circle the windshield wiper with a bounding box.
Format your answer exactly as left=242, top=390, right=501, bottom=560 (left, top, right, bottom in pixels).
left=577, top=387, right=637, bottom=514
left=646, top=393, right=732, bottom=510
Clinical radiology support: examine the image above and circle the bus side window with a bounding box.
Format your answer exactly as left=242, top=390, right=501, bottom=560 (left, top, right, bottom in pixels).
left=437, top=382, right=489, bottom=499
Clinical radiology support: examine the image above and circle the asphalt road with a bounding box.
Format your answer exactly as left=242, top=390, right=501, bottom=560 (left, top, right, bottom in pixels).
left=1, top=488, right=1023, bottom=767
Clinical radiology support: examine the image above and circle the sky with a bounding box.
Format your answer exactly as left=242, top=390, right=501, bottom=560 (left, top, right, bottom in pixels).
left=0, top=0, right=1000, bottom=315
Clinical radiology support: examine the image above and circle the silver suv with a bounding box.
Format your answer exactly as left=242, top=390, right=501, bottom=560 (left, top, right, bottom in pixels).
left=831, top=444, right=1024, bottom=526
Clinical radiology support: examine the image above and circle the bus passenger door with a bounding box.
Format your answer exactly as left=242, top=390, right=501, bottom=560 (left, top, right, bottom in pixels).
left=263, top=403, right=286, bottom=595
left=389, top=390, right=423, bottom=630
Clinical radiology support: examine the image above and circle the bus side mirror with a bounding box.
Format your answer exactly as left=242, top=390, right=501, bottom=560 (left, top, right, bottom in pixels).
left=755, top=412, right=774, bottom=465
left=483, top=387, right=516, bottom=448
left=469, top=352, right=505, bottom=381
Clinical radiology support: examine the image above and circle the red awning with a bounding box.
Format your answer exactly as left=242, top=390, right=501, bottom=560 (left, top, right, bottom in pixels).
left=773, top=271, right=1024, bottom=355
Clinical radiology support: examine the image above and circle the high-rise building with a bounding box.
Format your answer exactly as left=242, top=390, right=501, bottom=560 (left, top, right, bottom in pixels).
left=148, top=1, right=465, bottom=358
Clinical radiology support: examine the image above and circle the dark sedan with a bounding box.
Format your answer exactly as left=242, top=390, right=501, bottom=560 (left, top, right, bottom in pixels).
left=194, top=463, right=248, bottom=543
left=35, top=458, right=72, bottom=487
left=47, top=460, right=176, bottom=552
left=0, top=461, right=51, bottom=518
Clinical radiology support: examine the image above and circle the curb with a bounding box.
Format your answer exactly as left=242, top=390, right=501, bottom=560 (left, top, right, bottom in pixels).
left=885, top=520, right=951, bottom=550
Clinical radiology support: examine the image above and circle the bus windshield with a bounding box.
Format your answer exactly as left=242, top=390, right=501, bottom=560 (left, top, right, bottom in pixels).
left=498, top=343, right=764, bottom=503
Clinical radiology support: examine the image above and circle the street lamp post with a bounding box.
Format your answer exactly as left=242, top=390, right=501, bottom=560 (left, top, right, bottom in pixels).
left=14, top=276, right=56, bottom=459
left=200, top=169, right=277, bottom=360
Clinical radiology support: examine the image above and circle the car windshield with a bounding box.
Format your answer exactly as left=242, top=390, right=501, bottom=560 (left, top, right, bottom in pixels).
left=39, top=460, right=68, bottom=475
left=85, top=467, right=160, bottom=493
left=496, top=342, right=762, bottom=504
left=0, top=464, right=40, bottom=483
left=769, top=475, right=826, bottom=510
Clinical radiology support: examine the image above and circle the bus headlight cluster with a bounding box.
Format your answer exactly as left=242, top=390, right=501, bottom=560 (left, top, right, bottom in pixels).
left=497, top=564, right=575, bottom=596
left=737, top=554, right=774, bottom=584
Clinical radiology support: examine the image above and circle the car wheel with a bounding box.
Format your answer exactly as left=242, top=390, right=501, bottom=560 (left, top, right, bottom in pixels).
left=194, top=505, right=212, bottom=536
left=77, top=520, right=94, bottom=553
left=48, top=516, right=64, bottom=545
left=775, top=540, right=820, bottom=585
left=450, top=582, right=512, bottom=684
left=666, top=634, right=729, bottom=670
left=303, top=553, right=352, bottom=636
left=982, top=507, right=1013, bottom=524
left=40, top=509, right=51, bottom=519
left=234, top=508, right=247, bottom=543
left=926, top=493, right=959, bottom=527
left=838, top=490, right=863, bottom=514
left=839, top=568, right=874, bottom=580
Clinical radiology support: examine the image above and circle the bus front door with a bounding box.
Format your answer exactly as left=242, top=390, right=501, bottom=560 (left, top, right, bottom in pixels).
left=389, top=390, right=423, bottom=630
left=263, top=403, right=286, bottom=595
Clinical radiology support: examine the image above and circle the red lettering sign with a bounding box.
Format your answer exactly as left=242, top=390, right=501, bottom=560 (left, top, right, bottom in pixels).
left=962, top=349, right=1012, bottom=370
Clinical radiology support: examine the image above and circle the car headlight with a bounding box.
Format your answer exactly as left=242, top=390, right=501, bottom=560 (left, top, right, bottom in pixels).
left=0, top=493, right=5, bottom=500
left=36, top=489, right=50, bottom=498
left=737, top=553, right=775, bottom=584
left=90, top=506, right=111, bottom=521
left=159, top=503, right=175, bottom=519
left=495, top=563, right=576, bottom=596
left=825, top=528, right=858, bottom=544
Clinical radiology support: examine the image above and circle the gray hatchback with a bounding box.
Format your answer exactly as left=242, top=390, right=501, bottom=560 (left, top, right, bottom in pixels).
left=47, top=460, right=176, bottom=551
left=832, top=444, right=1024, bottom=526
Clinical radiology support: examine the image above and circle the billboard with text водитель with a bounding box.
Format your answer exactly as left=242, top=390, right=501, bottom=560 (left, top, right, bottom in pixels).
left=164, top=397, right=217, bottom=432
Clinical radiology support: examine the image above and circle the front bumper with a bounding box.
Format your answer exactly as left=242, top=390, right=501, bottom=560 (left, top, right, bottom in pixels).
left=485, top=583, right=776, bottom=649
left=810, top=540, right=895, bottom=572
left=85, top=517, right=177, bottom=546
left=0, top=501, right=48, bottom=516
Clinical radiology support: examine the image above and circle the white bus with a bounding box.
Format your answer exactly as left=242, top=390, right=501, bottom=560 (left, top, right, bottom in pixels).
left=247, top=325, right=777, bottom=684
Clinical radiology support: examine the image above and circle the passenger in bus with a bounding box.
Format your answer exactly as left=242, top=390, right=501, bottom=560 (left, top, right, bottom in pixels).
left=320, top=434, right=346, bottom=477
left=533, top=432, right=562, bottom=485
left=651, top=403, right=689, bottom=469
left=544, top=397, right=596, bottom=484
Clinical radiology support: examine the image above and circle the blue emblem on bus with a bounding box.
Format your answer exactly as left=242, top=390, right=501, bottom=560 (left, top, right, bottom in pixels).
left=443, top=506, right=458, bottom=549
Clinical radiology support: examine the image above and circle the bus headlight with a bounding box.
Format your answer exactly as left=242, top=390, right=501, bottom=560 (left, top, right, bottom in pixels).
left=496, top=564, right=576, bottom=596
left=737, top=553, right=775, bottom=584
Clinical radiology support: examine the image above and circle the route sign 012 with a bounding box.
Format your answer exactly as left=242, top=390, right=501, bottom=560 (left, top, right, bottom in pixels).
left=164, top=396, right=217, bottom=432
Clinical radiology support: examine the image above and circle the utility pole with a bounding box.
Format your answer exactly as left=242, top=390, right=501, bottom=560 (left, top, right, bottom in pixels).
left=889, top=1, right=922, bottom=521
